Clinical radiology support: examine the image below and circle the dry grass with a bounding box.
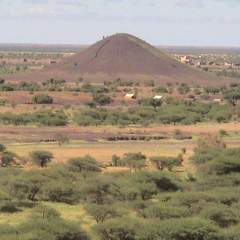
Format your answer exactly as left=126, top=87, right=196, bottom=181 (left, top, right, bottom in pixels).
left=4, top=122, right=240, bottom=172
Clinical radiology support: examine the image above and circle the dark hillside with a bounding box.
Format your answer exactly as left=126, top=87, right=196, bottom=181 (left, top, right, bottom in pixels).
left=4, top=33, right=236, bottom=85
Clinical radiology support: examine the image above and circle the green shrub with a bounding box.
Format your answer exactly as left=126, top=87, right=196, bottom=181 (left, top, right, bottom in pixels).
left=32, top=94, right=53, bottom=104
left=30, top=150, right=53, bottom=167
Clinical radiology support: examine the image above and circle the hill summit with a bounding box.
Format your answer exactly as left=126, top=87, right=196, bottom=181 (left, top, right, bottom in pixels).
left=5, top=33, right=225, bottom=85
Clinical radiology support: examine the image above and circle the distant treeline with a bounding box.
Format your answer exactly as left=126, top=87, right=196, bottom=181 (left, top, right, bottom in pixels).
left=0, top=101, right=236, bottom=127
left=0, top=44, right=87, bottom=53
left=161, top=46, right=240, bottom=56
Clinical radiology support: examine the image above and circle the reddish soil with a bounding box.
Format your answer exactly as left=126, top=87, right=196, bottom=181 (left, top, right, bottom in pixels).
left=0, top=91, right=139, bottom=107
left=1, top=123, right=240, bottom=143
left=4, top=33, right=236, bottom=86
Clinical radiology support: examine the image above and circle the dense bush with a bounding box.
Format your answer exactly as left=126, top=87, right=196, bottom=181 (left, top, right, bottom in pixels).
left=30, top=150, right=53, bottom=167
left=32, top=93, right=53, bottom=104
left=0, top=110, right=68, bottom=126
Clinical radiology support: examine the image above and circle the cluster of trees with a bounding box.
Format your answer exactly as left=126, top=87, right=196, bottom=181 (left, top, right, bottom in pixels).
left=216, top=69, right=240, bottom=78
left=0, top=109, right=68, bottom=126
left=111, top=152, right=183, bottom=172
left=2, top=78, right=240, bottom=109
left=177, top=83, right=190, bottom=95
left=104, top=78, right=134, bottom=87
left=1, top=135, right=240, bottom=239
left=75, top=101, right=234, bottom=127
left=0, top=99, right=236, bottom=127
left=32, top=93, right=53, bottom=104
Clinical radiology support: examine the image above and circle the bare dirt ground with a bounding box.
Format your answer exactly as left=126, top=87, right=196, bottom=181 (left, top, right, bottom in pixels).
left=0, top=91, right=140, bottom=108
left=1, top=122, right=240, bottom=143
left=1, top=122, right=239, bottom=174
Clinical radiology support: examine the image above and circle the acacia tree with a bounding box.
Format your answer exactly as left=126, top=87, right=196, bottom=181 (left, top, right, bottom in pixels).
left=30, top=150, right=53, bottom=167
left=68, top=155, right=102, bottom=178
left=1, top=151, right=16, bottom=167
left=194, top=134, right=226, bottom=152
left=54, top=133, right=69, bottom=147
left=138, top=98, right=162, bottom=109
left=150, top=155, right=183, bottom=171
left=0, top=143, right=6, bottom=165
left=122, top=152, right=146, bottom=172
left=84, top=204, right=120, bottom=223
left=0, top=143, right=17, bottom=167
left=93, top=93, right=113, bottom=106
left=32, top=94, right=53, bottom=104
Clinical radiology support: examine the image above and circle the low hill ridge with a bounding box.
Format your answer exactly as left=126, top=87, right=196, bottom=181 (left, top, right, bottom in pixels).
left=4, top=33, right=235, bottom=85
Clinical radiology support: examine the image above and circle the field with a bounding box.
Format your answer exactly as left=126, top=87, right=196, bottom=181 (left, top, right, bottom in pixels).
left=1, top=45, right=240, bottom=239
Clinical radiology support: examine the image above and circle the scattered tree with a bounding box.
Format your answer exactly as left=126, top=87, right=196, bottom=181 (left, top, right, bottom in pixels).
left=30, top=150, right=53, bottom=167
left=68, top=155, right=101, bottom=178
left=54, top=133, right=69, bottom=147
left=32, top=94, right=53, bottom=104
left=122, top=152, right=146, bottom=172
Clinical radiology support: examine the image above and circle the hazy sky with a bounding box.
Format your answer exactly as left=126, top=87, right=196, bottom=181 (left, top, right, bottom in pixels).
left=1, top=0, right=240, bottom=46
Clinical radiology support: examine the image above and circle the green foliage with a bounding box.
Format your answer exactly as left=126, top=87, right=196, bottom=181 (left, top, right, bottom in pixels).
left=177, top=83, right=190, bottom=95
left=181, top=147, right=186, bottom=154
left=194, top=134, right=226, bottom=152
left=17, top=218, right=89, bottom=240
left=144, top=80, right=155, bottom=87
left=21, top=170, right=48, bottom=201
left=84, top=203, right=121, bottom=223
left=200, top=203, right=239, bottom=227
left=94, top=217, right=140, bottom=240
left=122, top=152, right=146, bottom=172
left=204, top=86, right=220, bottom=95
left=0, top=110, right=68, bottom=126
left=68, top=155, right=101, bottom=178
left=114, top=78, right=133, bottom=86
left=144, top=203, right=190, bottom=220
left=1, top=151, right=16, bottom=167
left=32, top=93, right=53, bottom=104
left=133, top=171, right=184, bottom=193
left=30, top=150, right=53, bottom=167
left=53, top=133, right=69, bottom=146
left=216, top=69, right=240, bottom=78
left=224, top=90, right=240, bottom=105
left=219, top=129, right=227, bottom=137
left=207, top=148, right=240, bottom=175
left=79, top=175, right=117, bottom=204
left=32, top=204, right=61, bottom=220
left=32, top=110, right=68, bottom=126
left=191, top=147, right=222, bottom=165
left=42, top=179, right=75, bottom=203
left=140, top=218, right=219, bottom=240
left=206, top=103, right=232, bottom=123
left=84, top=101, right=96, bottom=108
left=194, top=87, right=202, bottom=95
left=81, top=82, right=93, bottom=92
left=150, top=155, right=183, bottom=171
left=153, top=86, right=168, bottom=93
left=93, top=93, right=113, bottom=106
left=0, top=83, right=16, bottom=91
left=201, top=93, right=210, bottom=100
left=0, top=143, right=6, bottom=153
left=138, top=97, right=162, bottom=109
left=111, top=154, right=123, bottom=166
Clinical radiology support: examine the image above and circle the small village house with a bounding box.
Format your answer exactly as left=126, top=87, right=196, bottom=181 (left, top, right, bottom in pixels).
left=153, top=95, right=163, bottom=100
left=125, top=93, right=137, bottom=99
left=49, top=60, right=57, bottom=64
left=214, top=98, right=223, bottom=102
